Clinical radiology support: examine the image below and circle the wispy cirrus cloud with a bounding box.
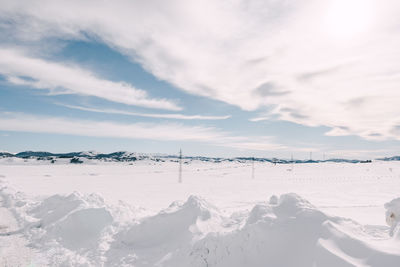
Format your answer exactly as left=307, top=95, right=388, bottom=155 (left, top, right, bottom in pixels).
left=1, top=0, right=400, bottom=140
left=58, top=104, right=231, bottom=120
left=0, top=48, right=181, bottom=111
left=0, top=112, right=284, bottom=152
left=2, top=112, right=393, bottom=158
left=0, top=112, right=227, bottom=142
left=217, top=137, right=287, bottom=152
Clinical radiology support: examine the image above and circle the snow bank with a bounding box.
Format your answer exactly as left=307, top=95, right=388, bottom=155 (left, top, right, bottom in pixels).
left=0, top=185, right=136, bottom=265
left=1, top=181, right=400, bottom=266
left=385, top=197, right=400, bottom=238
left=106, top=195, right=224, bottom=266
left=166, top=194, right=400, bottom=267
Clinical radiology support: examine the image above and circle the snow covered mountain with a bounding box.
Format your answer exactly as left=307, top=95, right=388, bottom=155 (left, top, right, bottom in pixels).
left=0, top=150, right=385, bottom=164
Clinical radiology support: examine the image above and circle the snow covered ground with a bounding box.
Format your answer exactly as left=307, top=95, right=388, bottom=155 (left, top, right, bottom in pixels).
left=0, top=159, right=399, bottom=266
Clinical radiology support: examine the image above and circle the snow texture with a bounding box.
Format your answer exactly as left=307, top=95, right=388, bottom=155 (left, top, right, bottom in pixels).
left=385, top=198, right=400, bottom=237
left=1, top=182, right=400, bottom=266
left=1, top=160, right=400, bottom=266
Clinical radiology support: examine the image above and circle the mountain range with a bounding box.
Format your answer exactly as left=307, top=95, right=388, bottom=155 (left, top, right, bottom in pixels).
left=0, top=150, right=388, bottom=164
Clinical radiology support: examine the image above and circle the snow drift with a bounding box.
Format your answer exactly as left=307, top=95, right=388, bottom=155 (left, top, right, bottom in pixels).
left=385, top=197, right=400, bottom=239
left=1, top=182, right=400, bottom=266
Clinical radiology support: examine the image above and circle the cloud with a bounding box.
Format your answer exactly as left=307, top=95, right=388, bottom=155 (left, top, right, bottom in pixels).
left=325, top=149, right=394, bottom=160
left=0, top=112, right=227, bottom=142
left=1, top=0, right=400, bottom=139
left=253, top=82, right=289, bottom=97
left=58, top=104, right=231, bottom=120
left=296, top=64, right=347, bottom=82
left=0, top=48, right=181, bottom=111
left=0, top=112, right=284, bottom=151
left=217, top=137, right=287, bottom=152
left=249, top=117, right=269, bottom=123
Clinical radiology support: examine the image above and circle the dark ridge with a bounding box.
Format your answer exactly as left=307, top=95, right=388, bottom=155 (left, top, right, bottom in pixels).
left=0, top=150, right=380, bottom=164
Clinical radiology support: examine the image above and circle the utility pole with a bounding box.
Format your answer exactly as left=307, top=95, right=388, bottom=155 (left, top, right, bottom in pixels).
left=310, top=151, right=312, bottom=161
left=291, top=153, right=294, bottom=171
left=251, top=158, right=255, bottom=179
left=178, top=149, right=182, bottom=183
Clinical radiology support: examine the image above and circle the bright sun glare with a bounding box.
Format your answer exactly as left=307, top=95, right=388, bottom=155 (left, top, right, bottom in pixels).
left=323, top=0, right=375, bottom=40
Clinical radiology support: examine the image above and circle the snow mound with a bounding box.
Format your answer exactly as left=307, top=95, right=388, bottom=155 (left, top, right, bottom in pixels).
left=107, top=195, right=223, bottom=266
left=28, top=193, right=85, bottom=226
left=47, top=207, right=113, bottom=250
left=0, top=187, right=119, bottom=265
left=166, top=194, right=400, bottom=267
left=25, top=192, right=113, bottom=250
left=116, top=195, right=217, bottom=248
left=1, top=181, right=400, bottom=266
left=385, top=197, right=400, bottom=237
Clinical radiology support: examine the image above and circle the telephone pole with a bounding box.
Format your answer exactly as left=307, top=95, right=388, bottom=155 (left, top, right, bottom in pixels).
left=291, top=153, right=294, bottom=171
left=251, top=158, right=255, bottom=179
left=178, top=149, right=182, bottom=183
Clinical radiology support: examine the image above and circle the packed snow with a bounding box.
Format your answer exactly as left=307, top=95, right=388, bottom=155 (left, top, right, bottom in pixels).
left=0, top=158, right=400, bottom=266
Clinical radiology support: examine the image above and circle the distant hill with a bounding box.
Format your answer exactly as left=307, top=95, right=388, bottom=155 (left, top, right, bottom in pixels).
left=7, top=151, right=142, bottom=162
left=0, top=151, right=15, bottom=158
left=0, top=150, right=379, bottom=164
left=16, top=151, right=55, bottom=158
left=376, top=156, right=400, bottom=161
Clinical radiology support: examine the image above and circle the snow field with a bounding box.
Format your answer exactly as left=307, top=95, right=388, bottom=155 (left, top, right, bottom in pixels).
left=0, top=160, right=399, bottom=266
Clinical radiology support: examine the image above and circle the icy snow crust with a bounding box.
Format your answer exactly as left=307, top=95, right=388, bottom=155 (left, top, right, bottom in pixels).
left=1, top=181, right=400, bottom=266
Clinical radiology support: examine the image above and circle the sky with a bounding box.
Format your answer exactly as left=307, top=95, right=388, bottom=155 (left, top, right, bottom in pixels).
left=1, top=0, right=400, bottom=159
